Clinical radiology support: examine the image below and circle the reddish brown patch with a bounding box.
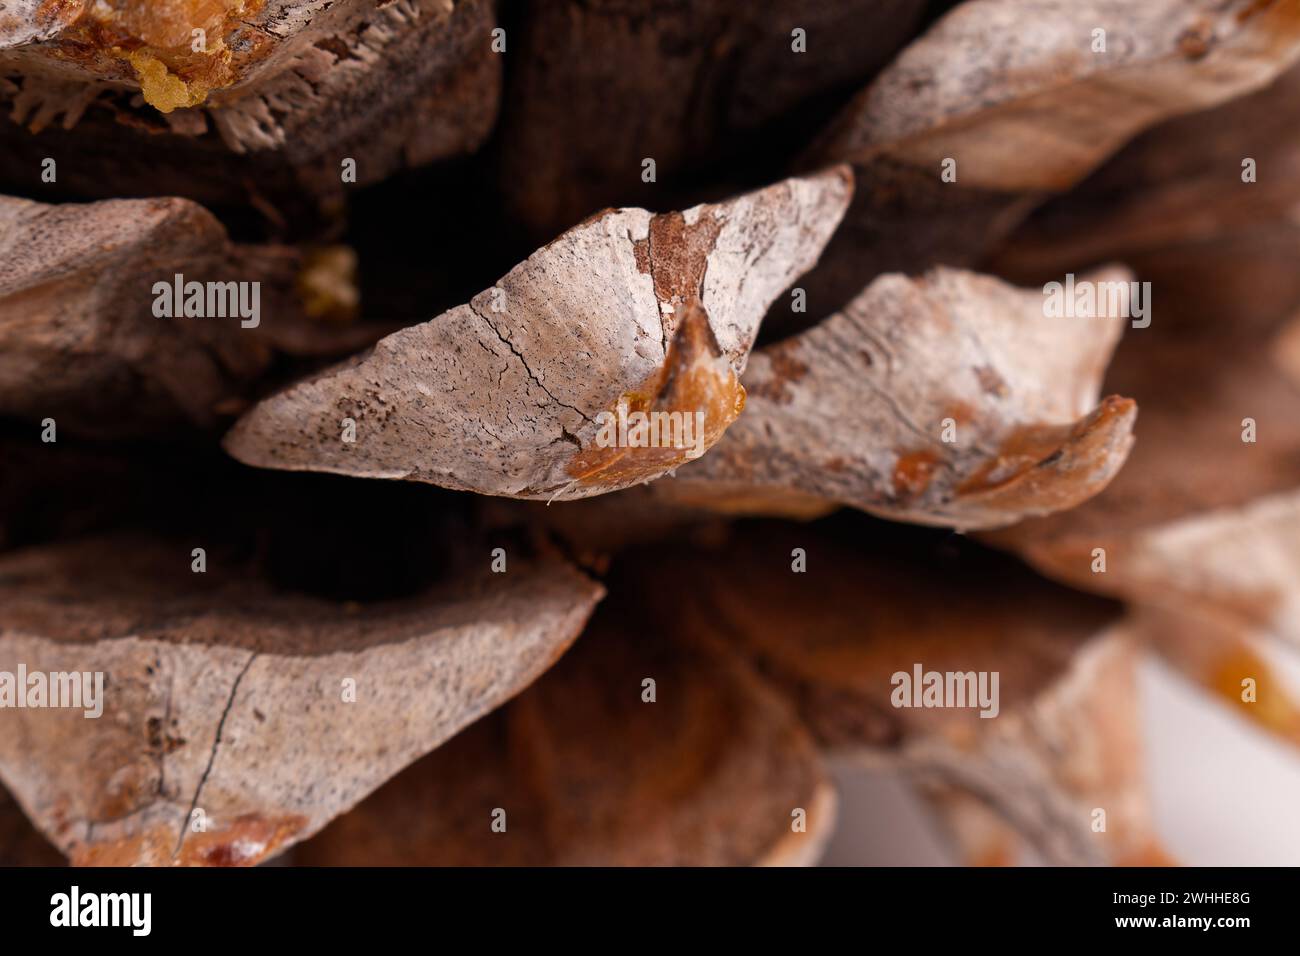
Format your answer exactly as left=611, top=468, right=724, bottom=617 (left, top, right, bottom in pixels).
left=35, top=0, right=84, bottom=31
left=1237, top=0, right=1277, bottom=24
left=72, top=828, right=174, bottom=866
left=959, top=423, right=1066, bottom=496
left=892, top=449, right=941, bottom=498
left=1233, top=0, right=1300, bottom=64
left=943, top=400, right=976, bottom=426
left=182, top=813, right=307, bottom=866
left=970, top=843, right=1017, bottom=868
left=71, top=811, right=308, bottom=866
left=566, top=208, right=741, bottom=488
left=566, top=301, right=745, bottom=487
left=644, top=210, right=723, bottom=307
left=956, top=396, right=1137, bottom=513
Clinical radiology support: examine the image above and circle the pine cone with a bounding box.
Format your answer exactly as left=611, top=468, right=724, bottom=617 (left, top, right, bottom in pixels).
left=2, top=0, right=1298, bottom=867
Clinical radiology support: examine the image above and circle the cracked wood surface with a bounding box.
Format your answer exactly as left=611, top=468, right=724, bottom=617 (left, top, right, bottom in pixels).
left=661, top=266, right=1136, bottom=530
left=224, top=169, right=853, bottom=500
left=0, top=534, right=602, bottom=865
